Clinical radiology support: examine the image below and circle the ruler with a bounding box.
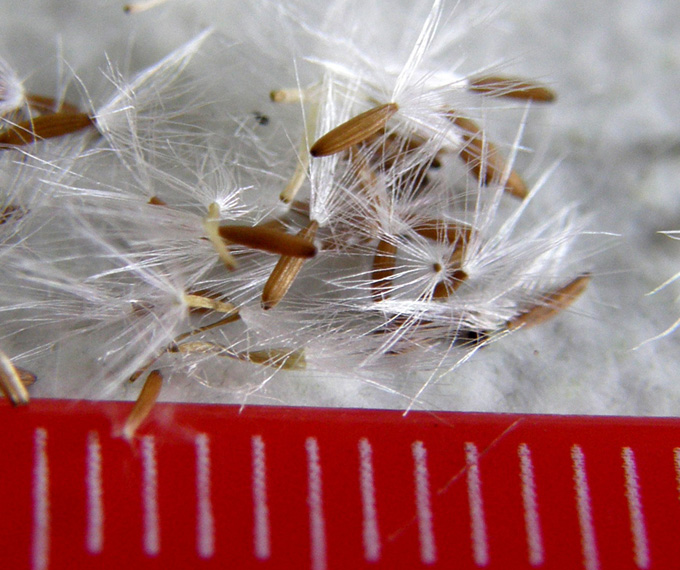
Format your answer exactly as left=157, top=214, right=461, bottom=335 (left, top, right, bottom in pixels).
left=1, top=400, right=679, bottom=569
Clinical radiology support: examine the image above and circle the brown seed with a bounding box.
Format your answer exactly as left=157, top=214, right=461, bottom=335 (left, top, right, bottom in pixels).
left=123, top=370, right=163, bottom=439
left=0, top=112, right=94, bottom=147
left=25, top=94, right=82, bottom=115
left=0, top=350, right=30, bottom=406
left=218, top=224, right=317, bottom=258
left=174, top=341, right=306, bottom=370
left=507, top=274, right=591, bottom=331
left=372, top=239, right=397, bottom=301
left=310, top=103, right=399, bottom=157
left=0, top=204, right=24, bottom=225
left=262, top=221, right=319, bottom=310
left=447, top=114, right=527, bottom=199
left=468, top=75, right=556, bottom=103
left=413, top=221, right=471, bottom=246
left=148, top=196, right=167, bottom=206
left=432, top=269, right=468, bottom=299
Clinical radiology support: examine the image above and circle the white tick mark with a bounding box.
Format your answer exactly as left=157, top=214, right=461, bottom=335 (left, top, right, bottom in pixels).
left=306, top=437, right=327, bottom=570
left=412, top=440, right=436, bottom=564
left=518, top=443, right=544, bottom=566
left=251, top=435, right=271, bottom=561
left=622, top=447, right=649, bottom=569
left=571, top=445, right=599, bottom=570
left=195, top=433, right=215, bottom=559
left=32, top=428, right=49, bottom=570
left=358, top=438, right=381, bottom=562
left=465, top=442, right=489, bottom=567
left=85, top=431, right=104, bottom=555
left=140, top=435, right=160, bottom=556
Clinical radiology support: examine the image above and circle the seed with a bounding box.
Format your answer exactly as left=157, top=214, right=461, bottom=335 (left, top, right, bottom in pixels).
left=0, top=350, right=30, bottom=406
left=507, top=274, right=591, bottom=331
left=468, top=75, right=556, bottom=102
left=0, top=112, right=93, bottom=147
left=448, top=114, right=527, bottom=199
left=372, top=239, right=397, bottom=301
left=123, top=370, right=163, bottom=439
left=262, top=221, right=319, bottom=310
left=218, top=224, right=317, bottom=258
left=310, top=103, right=399, bottom=157
left=24, top=94, right=82, bottom=115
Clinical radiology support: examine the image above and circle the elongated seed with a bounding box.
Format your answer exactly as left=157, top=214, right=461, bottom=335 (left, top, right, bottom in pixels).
left=0, top=112, right=94, bottom=147
left=262, top=220, right=319, bottom=310
left=123, top=370, right=163, bottom=439
left=0, top=350, right=30, bottom=406
left=468, top=75, right=556, bottom=102
left=25, top=94, right=82, bottom=115
left=218, top=224, right=317, bottom=258
left=448, top=114, right=527, bottom=199
left=310, top=103, right=399, bottom=157
left=174, top=341, right=306, bottom=370
left=507, top=274, right=591, bottom=331
left=413, top=221, right=471, bottom=245
left=372, top=239, right=397, bottom=301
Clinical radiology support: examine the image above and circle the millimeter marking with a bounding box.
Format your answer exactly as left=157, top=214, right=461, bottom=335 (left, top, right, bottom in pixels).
left=571, top=444, right=599, bottom=570
left=412, top=440, right=436, bottom=564
left=31, top=428, right=50, bottom=570
left=465, top=442, right=489, bottom=566
left=251, top=435, right=271, bottom=560
left=85, top=431, right=104, bottom=555
left=621, top=447, right=650, bottom=569
left=358, top=438, right=381, bottom=562
left=140, top=436, right=160, bottom=556
left=518, top=443, right=544, bottom=566
left=194, top=433, right=215, bottom=559
left=306, top=437, right=327, bottom=570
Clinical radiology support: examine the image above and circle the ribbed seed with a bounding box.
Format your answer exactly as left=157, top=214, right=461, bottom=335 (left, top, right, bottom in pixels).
left=469, top=75, right=556, bottom=102
left=218, top=224, right=317, bottom=257
left=262, top=220, right=319, bottom=310
left=507, top=274, right=591, bottom=330
left=0, top=112, right=93, bottom=147
left=310, top=103, right=399, bottom=157
left=122, top=370, right=163, bottom=439
left=448, top=114, right=527, bottom=199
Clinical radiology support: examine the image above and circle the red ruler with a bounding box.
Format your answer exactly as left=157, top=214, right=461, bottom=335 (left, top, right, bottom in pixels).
left=1, top=399, right=679, bottom=569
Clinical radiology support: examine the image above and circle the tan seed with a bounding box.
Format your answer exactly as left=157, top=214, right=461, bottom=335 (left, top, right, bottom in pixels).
left=0, top=350, right=30, bottom=406
left=469, top=75, right=556, bottom=103
left=123, top=370, right=163, bottom=440
left=507, top=274, right=591, bottom=331
left=262, top=221, right=319, bottom=310
left=218, top=224, right=317, bottom=258
left=0, top=112, right=94, bottom=147
left=310, top=103, right=399, bottom=157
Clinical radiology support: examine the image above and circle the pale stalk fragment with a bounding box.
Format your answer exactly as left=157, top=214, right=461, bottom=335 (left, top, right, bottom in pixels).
left=280, top=141, right=311, bottom=204
left=507, top=274, right=591, bottom=331
left=468, top=75, right=556, bottom=103
left=372, top=239, right=397, bottom=301
left=0, top=350, right=30, bottom=406
left=0, top=112, right=94, bottom=147
left=123, top=370, right=163, bottom=439
left=182, top=294, right=238, bottom=314
left=218, top=225, right=317, bottom=257
left=123, top=0, right=169, bottom=13
left=174, top=342, right=306, bottom=371
left=447, top=114, right=527, bottom=199
left=262, top=220, right=319, bottom=310
left=203, top=203, right=237, bottom=270
left=310, top=103, right=399, bottom=157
